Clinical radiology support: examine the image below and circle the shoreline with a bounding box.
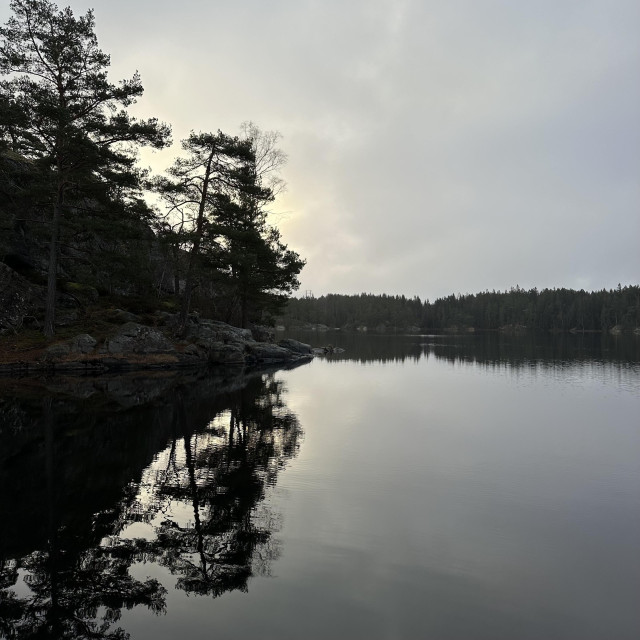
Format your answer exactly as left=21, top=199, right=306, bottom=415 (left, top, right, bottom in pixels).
left=0, top=316, right=315, bottom=377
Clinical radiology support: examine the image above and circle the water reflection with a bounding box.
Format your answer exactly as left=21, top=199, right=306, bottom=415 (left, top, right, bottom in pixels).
left=0, top=365, right=304, bottom=639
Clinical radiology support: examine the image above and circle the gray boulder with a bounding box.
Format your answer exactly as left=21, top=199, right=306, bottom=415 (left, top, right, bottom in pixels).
left=106, top=308, right=142, bottom=324
left=183, top=343, right=202, bottom=357
left=312, top=345, right=345, bottom=355
left=186, top=324, right=218, bottom=341
left=0, top=262, right=44, bottom=333
left=107, top=322, right=175, bottom=354
left=54, top=310, right=79, bottom=327
left=212, top=323, right=253, bottom=342
left=70, top=334, right=97, bottom=354
left=246, top=342, right=296, bottom=363
left=205, top=342, right=246, bottom=364
left=278, top=338, right=312, bottom=355
left=187, top=320, right=253, bottom=344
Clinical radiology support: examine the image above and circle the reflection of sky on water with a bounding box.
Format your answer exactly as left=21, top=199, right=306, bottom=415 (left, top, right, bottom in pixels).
left=1, top=336, right=638, bottom=639
left=267, top=338, right=639, bottom=639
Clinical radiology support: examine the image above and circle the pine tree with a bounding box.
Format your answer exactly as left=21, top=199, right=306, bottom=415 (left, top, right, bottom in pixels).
left=0, top=0, right=170, bottom=335
left=153, top=131, right=254, bottom=334
left=214, top=125, right=304, bottom=327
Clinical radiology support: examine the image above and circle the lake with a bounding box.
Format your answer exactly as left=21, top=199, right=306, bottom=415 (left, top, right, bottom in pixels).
left=1, top=332, right=639, bottom=639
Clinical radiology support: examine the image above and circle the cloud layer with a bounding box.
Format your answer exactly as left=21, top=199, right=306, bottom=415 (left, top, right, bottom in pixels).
left=2, top=0, right=638, bottom=299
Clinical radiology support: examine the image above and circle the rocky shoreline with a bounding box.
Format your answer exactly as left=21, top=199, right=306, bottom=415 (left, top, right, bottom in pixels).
left=0, top=313, right=323, bottom=375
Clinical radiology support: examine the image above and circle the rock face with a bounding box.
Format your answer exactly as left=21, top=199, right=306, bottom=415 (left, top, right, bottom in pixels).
left=245, top=343, right=298, bottom=364
left=0, top=262, right=44, bottom=333
left=1, top=315, right=316, bottom=374
left=277, top=338, right=312, bottom=355
left=312, top=345, right=345, bottom=355
left=105, top=309, right=142, bottom=324
left=198, top=341, right=246, bottom=364
left=106, top=323, right=175, bottom=354
left=71, top=334, right=98, bottom=354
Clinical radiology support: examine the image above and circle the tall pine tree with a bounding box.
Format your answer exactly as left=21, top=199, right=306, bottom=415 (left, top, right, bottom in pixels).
left=0, top=0, right=170, bottom=335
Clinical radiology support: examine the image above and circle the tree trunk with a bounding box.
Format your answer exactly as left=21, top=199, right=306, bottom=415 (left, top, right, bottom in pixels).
left=177, top=153, right=215, bottom=336
left=43, top=185, right=64, bottom=337
left=241, top=289, right=251, bottom=329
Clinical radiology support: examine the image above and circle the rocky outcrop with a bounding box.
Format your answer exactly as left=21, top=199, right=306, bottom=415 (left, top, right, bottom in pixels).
left=245, top=343, right=298, bottom=364
left=0, top=262, right=45, bottom=333
left=71, top=334, right=97, bottom=353
left=311, top=345, right=345, bottom=355
left=105, top=322, right=175, bottom=355
left=195, top=341, right=246, bottom=365
left=0, top=316, right=316, bottom=374
left=105, top=309, right=142, bottom=324
left=277, top=338, right=312, bottom=355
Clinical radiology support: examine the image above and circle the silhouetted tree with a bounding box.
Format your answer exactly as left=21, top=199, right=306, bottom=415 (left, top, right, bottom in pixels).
left=0, top=0, right=170, bottom=335
left=153, top=131, right=253, bottom=333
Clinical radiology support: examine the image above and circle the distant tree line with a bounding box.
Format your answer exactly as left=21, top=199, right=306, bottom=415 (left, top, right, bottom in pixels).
left=281, top=285, right=640, bottom=332
left=0, top=0, right=304, bottom=335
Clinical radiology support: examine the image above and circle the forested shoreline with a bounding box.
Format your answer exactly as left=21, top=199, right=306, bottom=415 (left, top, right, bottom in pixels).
left=281, top=285, right=640, bottom=333
left=1, top=1, right=638, bottom=348
left=0, top=0, right=303, bottom=339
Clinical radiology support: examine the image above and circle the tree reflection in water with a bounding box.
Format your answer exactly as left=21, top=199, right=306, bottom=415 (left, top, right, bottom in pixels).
left=0, top=369, right=303, bottom=639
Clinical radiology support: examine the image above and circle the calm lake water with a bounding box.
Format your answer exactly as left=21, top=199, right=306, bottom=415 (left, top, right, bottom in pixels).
left=1, top=332, right=639, bottom=639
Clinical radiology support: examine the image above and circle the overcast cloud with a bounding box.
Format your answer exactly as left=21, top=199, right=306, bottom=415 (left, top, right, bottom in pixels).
left=2, top=0, right=638, bottom=299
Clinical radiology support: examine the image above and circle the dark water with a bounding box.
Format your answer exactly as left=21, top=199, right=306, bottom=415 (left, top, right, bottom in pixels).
left=1, top=333, right=639, bottom=639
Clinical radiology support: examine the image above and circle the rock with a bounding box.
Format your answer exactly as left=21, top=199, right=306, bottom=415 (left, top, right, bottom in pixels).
left=246, top=342, right=297, bottom=363
left=107, top=322, right=175, bottom=354
left=153, top=311, right=175, bottom=326
left=54, top=310, right=79, bottom=326
left=211, top=323, right=253, bottom=342
left=44, top=342, right=71, bottom=361
left=0, top=262, right=45, bottom=332
left=106, top=308, right=142, bottom=324
left=186, top=321, right=253, bottom=344
left=206, top=343, right=246, bottom=364
left=311, top=345, right=345, bottom=355
left=251, top=325, right=275, bottom=343
left=70, top=334, right=97, bottom=354
left=186, top=324, right=218, bottom=341
left=183, top=343, right=201, bottom=357
left=61, top=282, right=99, bottom=305
left=277, top=338, right=312, bottom=355
left=193, top=339, right=245, bottom=364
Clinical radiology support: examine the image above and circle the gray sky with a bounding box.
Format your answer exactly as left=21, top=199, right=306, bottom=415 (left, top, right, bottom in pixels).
left=3, top=0, right=639, bottom=299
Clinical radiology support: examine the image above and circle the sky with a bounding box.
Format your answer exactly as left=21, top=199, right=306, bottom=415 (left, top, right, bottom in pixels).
left=2, top=0, right=638, bottom=300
